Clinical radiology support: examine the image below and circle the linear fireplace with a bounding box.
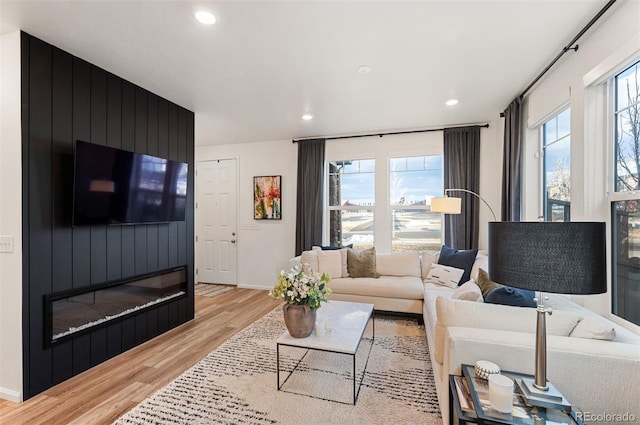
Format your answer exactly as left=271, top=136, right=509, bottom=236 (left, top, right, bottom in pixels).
left=45, top=267, right=187, bottom=347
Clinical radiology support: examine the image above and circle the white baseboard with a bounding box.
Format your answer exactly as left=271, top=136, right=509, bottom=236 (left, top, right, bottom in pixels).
left=237, top=284, right=270, bottom=291
left=0, top=387, right=22, bottom=402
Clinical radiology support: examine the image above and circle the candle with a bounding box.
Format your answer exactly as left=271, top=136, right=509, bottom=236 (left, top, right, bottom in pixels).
left=488, top=374, right=513, bottom=413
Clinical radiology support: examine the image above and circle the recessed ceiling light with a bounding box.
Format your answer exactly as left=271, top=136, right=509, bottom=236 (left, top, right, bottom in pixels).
left=195, top=10, right=216, bottom=25
left=301, top=114, right=314, bottom=121
left=357, top=65, right=372, bottom=74
left=445, top=99, right=459, bottom=106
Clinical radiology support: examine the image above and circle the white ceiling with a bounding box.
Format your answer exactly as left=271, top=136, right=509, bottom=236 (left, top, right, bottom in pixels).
left=1, top=1, right=610, bottom=146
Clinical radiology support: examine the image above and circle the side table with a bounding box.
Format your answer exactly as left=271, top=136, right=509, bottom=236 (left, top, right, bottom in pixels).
left=449, top=364, right=585, bottom=425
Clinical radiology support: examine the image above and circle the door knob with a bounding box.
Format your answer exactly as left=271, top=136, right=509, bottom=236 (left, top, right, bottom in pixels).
left=231, top=239, right=236, bottom=244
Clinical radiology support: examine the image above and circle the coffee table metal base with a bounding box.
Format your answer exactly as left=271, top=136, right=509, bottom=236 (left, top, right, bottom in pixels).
left=276, top=314, right=375, bottom=405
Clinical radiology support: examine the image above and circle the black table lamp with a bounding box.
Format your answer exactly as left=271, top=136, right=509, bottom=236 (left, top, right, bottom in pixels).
left=488, top=222, right=606, bottom=405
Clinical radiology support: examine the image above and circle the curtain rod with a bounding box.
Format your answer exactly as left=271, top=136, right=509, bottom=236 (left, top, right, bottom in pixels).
left=516, top=0, right=617, bottom=101
left=292, top=123, right=489, bottom=143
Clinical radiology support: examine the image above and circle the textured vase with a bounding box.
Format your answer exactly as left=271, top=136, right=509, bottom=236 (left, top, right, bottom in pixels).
left=282, top=304, right=316, bottom=338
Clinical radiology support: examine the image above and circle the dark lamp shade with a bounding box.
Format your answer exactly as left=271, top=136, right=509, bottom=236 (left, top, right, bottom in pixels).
left=488, top=222, right=606, bottom=295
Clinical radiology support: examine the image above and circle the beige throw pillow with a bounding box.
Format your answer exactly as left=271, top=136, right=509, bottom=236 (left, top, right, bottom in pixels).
left=317, top=250, right=343, bottom=278
left=339, top=248, right=349, bottom=277
left=300, top=250, right=318, bottom=275
left=347, top=247, right=379, bottom=278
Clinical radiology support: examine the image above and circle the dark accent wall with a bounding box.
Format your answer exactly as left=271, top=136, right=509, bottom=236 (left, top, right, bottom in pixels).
left=20, top=32, right=195, bottom=399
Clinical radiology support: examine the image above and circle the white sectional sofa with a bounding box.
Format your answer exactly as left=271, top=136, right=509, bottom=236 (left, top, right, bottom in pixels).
left=294, top=248, right=640, bottom=424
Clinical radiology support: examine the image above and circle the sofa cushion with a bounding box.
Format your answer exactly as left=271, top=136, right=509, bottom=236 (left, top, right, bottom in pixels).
left=451, top=280, right=483, bottom=302
left=329, top=276, right=424, bottom=300
left=420, top=250, right=440, bottom=280
left=570, top=316, right=616, bottom=341
left=317, top=250, right=343, bottom=278
left=485, top=286, right=536, bottom=307
left=425, top=264, right=465, bottom=288
left=438, top=246, right=478, bottom=284
left=476, top=268, right=503, bottom=298
left=433, top=295, right=582, bottom=364
left=347, top=247, right=379, bottom=278
left=376, top=251, right=420, bottom=277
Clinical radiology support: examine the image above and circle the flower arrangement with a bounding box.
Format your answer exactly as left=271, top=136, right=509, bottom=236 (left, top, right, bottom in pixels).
left=269, top=266, right=331, bottom=309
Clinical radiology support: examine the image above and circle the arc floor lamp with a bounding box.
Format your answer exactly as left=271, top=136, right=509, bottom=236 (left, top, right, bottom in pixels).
left=430, top=188, right=497, bottom=221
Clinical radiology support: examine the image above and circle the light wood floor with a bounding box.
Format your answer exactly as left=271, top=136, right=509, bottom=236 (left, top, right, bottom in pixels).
left=0, top=288, right=281, bottom=425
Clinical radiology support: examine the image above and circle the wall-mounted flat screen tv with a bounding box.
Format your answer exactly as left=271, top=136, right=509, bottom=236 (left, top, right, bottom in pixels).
left=73, top=141, right=188, bottom=225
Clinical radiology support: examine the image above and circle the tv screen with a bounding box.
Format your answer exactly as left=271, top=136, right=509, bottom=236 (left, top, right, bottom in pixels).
left=73, top=141, right=188, bottom=225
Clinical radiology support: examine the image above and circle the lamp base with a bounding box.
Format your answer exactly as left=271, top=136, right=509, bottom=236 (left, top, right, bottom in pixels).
left=516, top=378, right=572, bottom=412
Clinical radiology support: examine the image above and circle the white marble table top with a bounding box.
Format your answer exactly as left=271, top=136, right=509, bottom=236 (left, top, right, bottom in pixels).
left=276, top=300, right=374, bottom=354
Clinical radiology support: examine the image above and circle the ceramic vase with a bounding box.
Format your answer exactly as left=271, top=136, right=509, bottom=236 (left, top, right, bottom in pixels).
left=282, top=304, right=316, bottom=338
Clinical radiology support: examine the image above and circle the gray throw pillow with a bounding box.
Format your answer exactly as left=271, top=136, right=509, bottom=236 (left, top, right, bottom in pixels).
left=347, top=247, right=379, bottom=278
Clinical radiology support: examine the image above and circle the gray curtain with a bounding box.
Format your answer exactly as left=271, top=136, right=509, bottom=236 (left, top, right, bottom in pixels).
left=443, top=126, right=481, bottom=249
left=501, top=97, right=523, bottom=221
left=295, top=138, right=326, bottom=255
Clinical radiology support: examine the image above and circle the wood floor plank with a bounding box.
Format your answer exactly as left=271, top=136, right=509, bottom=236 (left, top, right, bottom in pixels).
left=0, top=288, right=280, bottom=425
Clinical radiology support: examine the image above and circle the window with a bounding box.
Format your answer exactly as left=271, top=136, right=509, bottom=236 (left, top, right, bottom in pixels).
left=389, top=155, right=443, bottom=252
left=327, top=159, right=375, bottom=249
left=542, top=109, right=571, bottom=221
left=611, top=60, right=640, bottom=326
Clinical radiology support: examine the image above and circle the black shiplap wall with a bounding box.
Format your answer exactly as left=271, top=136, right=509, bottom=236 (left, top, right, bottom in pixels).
left=21, top=32, right=195, bottom=399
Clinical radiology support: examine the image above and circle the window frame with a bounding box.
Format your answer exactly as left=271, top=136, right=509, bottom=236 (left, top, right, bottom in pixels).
left=540, top=107, right=571, bottom=222
left=608, top=60, right=640, bottom=326
left=323, top=136, right=444, bottom=253
left=325, top=158, right=376, bottom=249
left=388, top=154, right=444, bottom=253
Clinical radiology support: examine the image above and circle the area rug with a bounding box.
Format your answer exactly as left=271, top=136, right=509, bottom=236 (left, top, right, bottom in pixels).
left=194, top=283, right=235, bottom=298
left=113, top=308, right=441, bottom=425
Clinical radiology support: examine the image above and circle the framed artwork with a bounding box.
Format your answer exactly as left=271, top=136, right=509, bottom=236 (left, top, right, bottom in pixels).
left=254, top=175, right=281, bottom=220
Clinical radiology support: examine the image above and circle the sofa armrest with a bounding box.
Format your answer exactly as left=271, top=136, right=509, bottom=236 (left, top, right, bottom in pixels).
left=443, top=327, right=640, bottom=421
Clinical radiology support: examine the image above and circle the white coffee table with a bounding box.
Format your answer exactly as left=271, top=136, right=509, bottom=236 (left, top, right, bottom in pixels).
left=276, top=300, right=375, bottom=405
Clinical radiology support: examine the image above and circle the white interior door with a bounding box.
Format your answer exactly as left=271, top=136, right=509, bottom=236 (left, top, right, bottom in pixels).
left=196, top=159, right=238, bottom=284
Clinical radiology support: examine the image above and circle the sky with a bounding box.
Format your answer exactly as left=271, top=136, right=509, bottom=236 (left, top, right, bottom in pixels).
left=333, top=156, right=443, bottom=206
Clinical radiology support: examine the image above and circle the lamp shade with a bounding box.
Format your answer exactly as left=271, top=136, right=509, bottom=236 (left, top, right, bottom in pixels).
left=488, top=222, right=606, bottom=294
left=431, top=196, right=461, bottom=214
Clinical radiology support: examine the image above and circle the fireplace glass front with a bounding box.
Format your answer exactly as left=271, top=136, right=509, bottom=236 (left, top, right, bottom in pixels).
left=46, top=267, right=187, bottom=345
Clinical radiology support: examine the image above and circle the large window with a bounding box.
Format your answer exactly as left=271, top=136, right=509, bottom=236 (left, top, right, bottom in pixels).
left=390, top=155, right=443, bottom=252
left=327, top=159, right=375, bottom=249
left=542, top=108, right=571, bottom=221
left=611, top=60, right=640, bottom=326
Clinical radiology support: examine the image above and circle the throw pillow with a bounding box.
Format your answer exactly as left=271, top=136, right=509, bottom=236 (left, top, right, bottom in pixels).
left=425, top=263, right=465, bottom=288
left=300, top=250, right=318, bottom=275
left=484, top=286, right=536, bottom=308
left=420, top=250, right=439, bottom=281
left=316, top=250, right=343, bottom=278
left=319, top=244, right=353, bottom=250
left=438, top=245, right=478, bottom=284
left=339, top=248, right=349, bottom=277
left=451, top=280, right=484, bottom=302
left=476, top=268, right=503, bottom=298
left=347, top=247, right=379, bottom=278
left=570, top=316, right=616, bottom=341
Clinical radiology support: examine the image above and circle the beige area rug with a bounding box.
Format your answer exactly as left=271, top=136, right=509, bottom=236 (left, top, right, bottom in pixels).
left=113, top=308, right=441, bottom=425
left=194, top=283, right=235, bottom=298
